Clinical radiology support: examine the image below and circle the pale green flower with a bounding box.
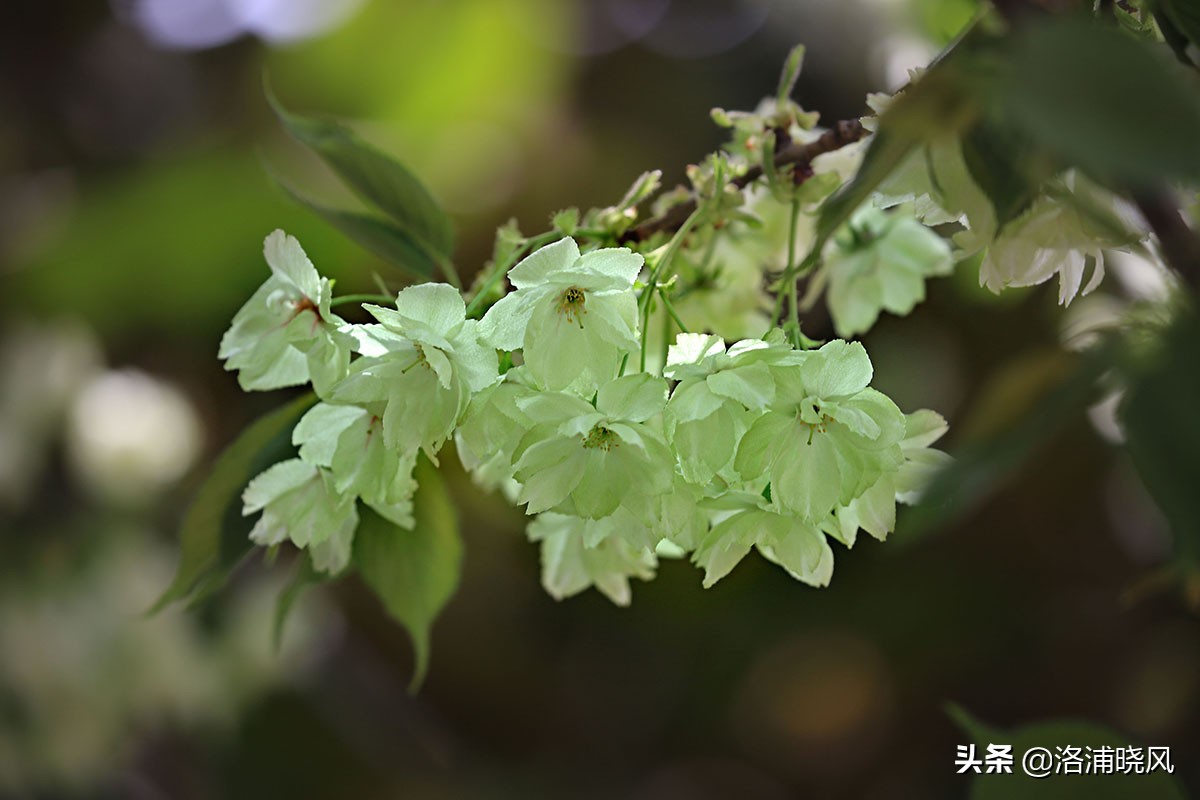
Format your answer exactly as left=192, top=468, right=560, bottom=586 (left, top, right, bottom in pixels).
left=979, top=175, right=1141, bottom=305
left=827, top=409, right=951, bottom=546
left=662, top=332, right=790, bottom=484
left=652, top=475, right=710, bottom=551
left=866, top=92, right=995, bottom=241
left=661, top=189, right=798, bottom=345
left=242, top=458, right=358, bottom=575
left=692, top=491, right=834, bottom=588
left=825, top=206, right=953, bottom=338
left=527, top=511, right=657, bottom=606
left=292, top=402, right=416, bottom=528
left=735, top=340, right=906, bottom=520
left=219, top=230, right=353, bottom=395
left=510, top=373, right=673, bottom=519
left=454, top=368, right=540, bottom=489
left=332, top=283, right=498, bottom=458
left=477, top=237, right=643, bottom=392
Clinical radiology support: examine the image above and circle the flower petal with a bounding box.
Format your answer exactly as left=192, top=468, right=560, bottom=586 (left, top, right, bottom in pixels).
left=508, top=237, right=580, bottom=289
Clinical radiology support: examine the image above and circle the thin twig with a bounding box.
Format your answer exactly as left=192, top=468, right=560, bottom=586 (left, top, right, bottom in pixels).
left=620, top=119, right=868, bottom=244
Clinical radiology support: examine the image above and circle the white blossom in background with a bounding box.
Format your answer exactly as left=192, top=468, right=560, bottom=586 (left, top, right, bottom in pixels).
left=0, top=536, right=332, bottom=793
left=0, top=319, right=102, bottom=511
left=66, top=369, right=202, bottom=504
left=979, top=174, right=1145, bottom=305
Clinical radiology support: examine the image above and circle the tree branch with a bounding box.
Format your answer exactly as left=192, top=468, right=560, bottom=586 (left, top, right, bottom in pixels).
left=620, top=119, right=868, bottom=244
left=1133, top=191, right=1200, bottom=291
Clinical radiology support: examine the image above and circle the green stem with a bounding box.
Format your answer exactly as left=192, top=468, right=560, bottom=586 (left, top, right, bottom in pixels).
left=767, top=281, right=787, bottom=336
left=463, top=231, right=559, bottom=317
left=659, top=290, right=688, bottom=334
left=331, top=293, right=395, bottom=308
left=639, top=207, right=703, bottom=372
left=786, top=198, right=802, bottom=343
left=660, top=296, right=672, bottom=371
left=763, top=199, right=814, bottom=341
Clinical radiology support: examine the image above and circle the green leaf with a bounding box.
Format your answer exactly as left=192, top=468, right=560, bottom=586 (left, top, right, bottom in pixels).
left=915, top=0, right=981, bottom=45
left=1159, top=0, right=1200, bottom=58
left=999, top=16, right=1200, bottom=186
left=949, top=704, right=1186, bottom=800
left=551, top=207, right=579, bottom=235
left=1121, top=309, right=1200, bottom=562
left=776, top=44, right=805, bottom=106
left=959, top=121, right=1045, bottom=232
left=152, top=393, right=316, bottom=612
left=352, top=456, right=462, bottom=691
left=268, top=86, right=454, bottom=258
left=276, top=180, right=437, bottom=279
left=616, top=170, right=663, bottom=212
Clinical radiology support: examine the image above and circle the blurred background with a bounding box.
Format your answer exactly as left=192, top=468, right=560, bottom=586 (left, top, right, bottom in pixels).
left=1, top=0, right=1196, bottom=797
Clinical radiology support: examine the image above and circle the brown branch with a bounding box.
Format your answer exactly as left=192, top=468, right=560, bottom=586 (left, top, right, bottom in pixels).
left=1133, top=191, right=1200, bottom=291
left=619, top=119, right=868, bottom=244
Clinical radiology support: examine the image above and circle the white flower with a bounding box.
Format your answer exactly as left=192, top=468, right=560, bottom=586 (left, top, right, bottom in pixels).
left=662, top=332, right=790, bottom=485
left=735, top=340, right=906, bottom=520
left=979, top=175, right=1140, bottom=304
left=218, top=230, right=352, bottom=395
left=692, top=491, right=834, bottom=588
left=242, top=458, right=358, bottom=575
left=332, top=283, right=498, bottom=458
left=510, top=373, right=673, bottom=520
left=824, top=206, right=953, bottom=338
left=478, top=237, right=643, bottom=393
left=292, top=402, right=416, bottom=528
left=527, top=511, right=657, bottom=606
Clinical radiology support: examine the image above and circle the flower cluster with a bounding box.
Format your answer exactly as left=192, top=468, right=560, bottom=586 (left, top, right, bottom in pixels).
left=221, top=229, right=948, bottom=604
left=218, top=63, right=1161, bottom=606
left=864, top=90, right=1148, bottom=306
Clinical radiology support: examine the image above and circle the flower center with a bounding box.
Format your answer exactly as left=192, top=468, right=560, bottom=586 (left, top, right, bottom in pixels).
left=290, top=296, right=318, bottom=319
left=405, top=345, right=433, bottom=374
left=556, top=286, right=587, bottom=327
left=582, top=424, right=619, bottom=451
left=797, top=405, right=831, bottom=445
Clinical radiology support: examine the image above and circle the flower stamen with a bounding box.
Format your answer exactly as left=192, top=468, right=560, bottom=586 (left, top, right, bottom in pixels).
left=556, top=286, right=587, bottom=327
left=582, top=424, right=619, bottom=451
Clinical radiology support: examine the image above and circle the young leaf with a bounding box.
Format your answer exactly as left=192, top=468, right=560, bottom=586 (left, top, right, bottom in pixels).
left=353, top=456, right=462, bottom=691
left=959, top=120, right=1044, bottom=233
left=268, top=87, right=454, bottom=259
left=276, top=180, right=438, bottom=279
left=152, top=393, right=316, bottom=612
left=776, top=44, right=805, bottom=106
left=1157, top=0, right=1200, bottom=61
